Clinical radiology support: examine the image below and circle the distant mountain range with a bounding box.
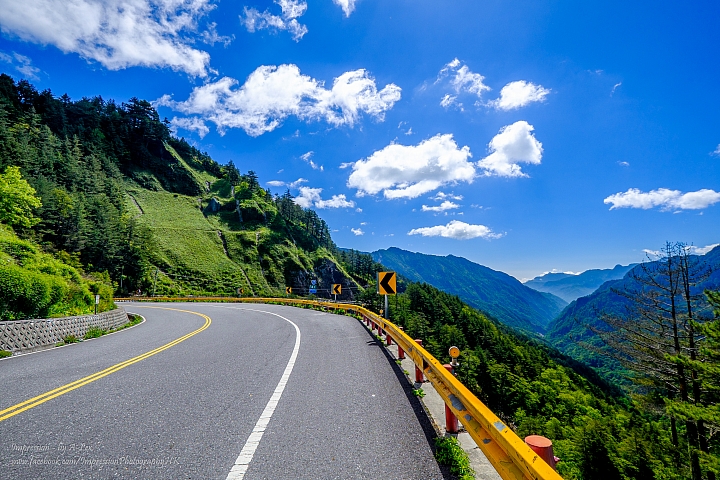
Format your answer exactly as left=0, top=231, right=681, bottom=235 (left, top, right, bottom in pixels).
left=546, top=245, right=720, bottom=382
left=523, top=263, right=637, bottom=303
left=371, top=247, right=567, bottom=334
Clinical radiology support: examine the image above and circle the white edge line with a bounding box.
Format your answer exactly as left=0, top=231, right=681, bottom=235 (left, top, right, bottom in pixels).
left=217, top=306, right=302, bottom=480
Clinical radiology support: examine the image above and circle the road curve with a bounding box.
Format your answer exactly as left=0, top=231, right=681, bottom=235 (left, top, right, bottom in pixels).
left=0, top=302, right=447, bottom=479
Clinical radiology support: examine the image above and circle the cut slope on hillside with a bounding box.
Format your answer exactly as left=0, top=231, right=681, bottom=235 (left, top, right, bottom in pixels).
left=372, top=247, right=567, bottom=333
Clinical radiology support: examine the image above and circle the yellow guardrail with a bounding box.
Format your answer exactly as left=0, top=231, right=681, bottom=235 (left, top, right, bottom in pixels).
left=115, top=296, right=563, bottom=480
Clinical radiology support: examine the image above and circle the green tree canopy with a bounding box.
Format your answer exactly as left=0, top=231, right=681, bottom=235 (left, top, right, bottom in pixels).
left=0, top=166, right=41, bottom=228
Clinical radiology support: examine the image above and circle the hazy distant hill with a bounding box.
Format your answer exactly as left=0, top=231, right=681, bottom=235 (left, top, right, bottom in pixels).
left=524, top=264, right=636, bottom=303
left=371, top=247, right=567, bottom=334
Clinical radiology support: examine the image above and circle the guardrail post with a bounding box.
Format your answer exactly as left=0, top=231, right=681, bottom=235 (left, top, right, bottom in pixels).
left=386, top=334, right=392, bottom=346
left=525, top=435, right=558, bottom=470
left=443, top=364, right=459, bottom=433
left=397, top=327, right=405, bottom=359
left=414, top=339, right=424, bottom=383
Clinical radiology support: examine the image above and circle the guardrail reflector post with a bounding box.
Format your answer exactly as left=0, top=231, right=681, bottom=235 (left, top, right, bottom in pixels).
left=397, top=327, right=405, bottom=359
left=525, top=435, right=558, bottom=471
left=386, top=335, right=392, bottom=346
left=443, top=364, right=459, bottom=433
left=414, top=339, right=424, bottom=383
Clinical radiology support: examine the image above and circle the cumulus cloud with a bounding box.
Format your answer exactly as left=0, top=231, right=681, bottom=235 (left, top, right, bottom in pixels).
left=712, top=145, right=720, bottom=156
left=300, top=151, right=323, bottom=171
left=241, top=0, right=308, bottom=42
left=477, top=121, right=543, bottom=177
left=169, top=116, right=210, bottom=137
left=333, top=0, right=357, bottom=17
left=294, top=187, right=355, bottom=209
left=351, top=227, right=364, bottom=236
left=490, top=80, right=550, bottom=111
left=407, top=220, right=502, bottom=240
left=688, top=243, right=720, bottom=255
left=266, top=177, right=307, bottom=188
left=604, top=188, right=720, bottom=211
left=0, top=0, right=214, bottom=76
left=438, top=58, right=490, bottom=98
left=431, top=192, right=462, bottom=201
left=347, top=134, right=475, bottom=199
left=421, top=201, right=460, bottom=212
left=157, top=64, right=401, bottom=136
left=0, top=51, right=40, bottom=79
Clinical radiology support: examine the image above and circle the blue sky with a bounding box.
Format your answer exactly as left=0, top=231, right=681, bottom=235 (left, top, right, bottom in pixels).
left=1, top=0, right=718, bottom=281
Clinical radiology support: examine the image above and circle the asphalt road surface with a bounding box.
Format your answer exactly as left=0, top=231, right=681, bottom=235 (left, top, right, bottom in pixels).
left=0, top=302, right=448, bottom=479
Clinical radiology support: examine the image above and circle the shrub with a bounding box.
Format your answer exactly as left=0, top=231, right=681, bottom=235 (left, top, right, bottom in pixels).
left=0, top=350, right=12, bottom=358
left=84, top=327, right=106, bottom=339
left=434, top=437, right=474, bottom=479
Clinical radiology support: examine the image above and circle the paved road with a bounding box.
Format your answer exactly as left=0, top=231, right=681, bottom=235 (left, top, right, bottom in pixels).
left=0, top=303, right=447, bottom=479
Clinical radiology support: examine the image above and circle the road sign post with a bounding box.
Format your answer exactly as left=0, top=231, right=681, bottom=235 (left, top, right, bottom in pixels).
left=377, top=272, right=396, bottom=319
left=332, top=284, right=341, bottom=301
left=285, top=287, right=292, bottom=295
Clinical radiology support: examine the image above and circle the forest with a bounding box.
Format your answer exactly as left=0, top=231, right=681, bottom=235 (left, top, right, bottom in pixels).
left=1, top=74, right=719, bottom=479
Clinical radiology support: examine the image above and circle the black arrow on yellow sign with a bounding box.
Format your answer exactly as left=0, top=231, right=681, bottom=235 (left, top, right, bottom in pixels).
left=332, top=284, right=342, bottom=295
left=285, top=287, right=292, bottom=294
left=377, top=272, right=396, bottom=295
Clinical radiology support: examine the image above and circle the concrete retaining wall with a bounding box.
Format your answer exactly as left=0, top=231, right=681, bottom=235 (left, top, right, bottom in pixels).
left=0, top=308, right=129, bottom=353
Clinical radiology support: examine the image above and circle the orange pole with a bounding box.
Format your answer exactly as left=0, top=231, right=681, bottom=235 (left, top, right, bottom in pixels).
left=443, top=364, right=459, bottom=433
left=525, top=435, right=557, bottom=470
left=414, top=339, right=424, bottom=383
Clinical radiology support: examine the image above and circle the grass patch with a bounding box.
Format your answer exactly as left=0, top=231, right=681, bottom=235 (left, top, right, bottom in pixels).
left=412, top=388, right=426, bottom=398
left=434, top=437, right=475, bottom=479
left=0, top=350, right=12, bottom=358
left=84, top=327, right=106, bottom=339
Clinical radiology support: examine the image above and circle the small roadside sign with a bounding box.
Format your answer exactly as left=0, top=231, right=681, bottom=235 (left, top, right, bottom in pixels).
left=332, top=284, right=342, bottom=295
left=311, top=279, right=317, bottom=285
left=95, top=295, right=100, bottom=305
left=286, top=287, right=292, bottom=294
left=309, top=288, right=317, bottom=294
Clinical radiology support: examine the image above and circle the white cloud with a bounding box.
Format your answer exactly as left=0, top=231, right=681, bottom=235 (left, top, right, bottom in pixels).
left=201, top=22, right=233, bottom=46
left=351, top=227, right=364, bottom=236
left=477, top=121, right=543, bottom=177
left=347, top=134, right=475, bottom=199
left=438, top=58, right=490, bottom=98
left=157, top=64, right=401, bottom=136
left=440, top=94, right=459, bottom=109
left=611, top=82, right=622, bottom=95
left=712, top=145, right=720, bottom=156
left=300, top=151, right=323, bottom=171
left=360, top=222, right=367, bottom=225
left=618, top=161, right=630, bottom=167
left=0, top=51, right=40, bottom=79
left=422, top=201, right=460, bottom=212
left=490, top=80, right=550, bottom=111
left=169, top=116, right=210, bottom=137
left=688, top=243, right=720, bottom=255
left=604, top=188, right=720, bottom=211
left=241, top=0, right=308, bottom=42
left=333, top=0, right=357, bottom=17
left=407, top=220, right=502, bottom=240
left=0, top=0, right=214, bottom=76
left=294, top=187, right=355, bottom=209
left=431, top=192, right=463, bottom=201
left=266, top=177, right=307, bottom=188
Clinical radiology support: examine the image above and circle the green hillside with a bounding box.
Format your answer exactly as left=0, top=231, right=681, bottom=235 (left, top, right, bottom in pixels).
left=0, top=74, right=361, bottom=307
left=372, top=247, right=567, bottom=333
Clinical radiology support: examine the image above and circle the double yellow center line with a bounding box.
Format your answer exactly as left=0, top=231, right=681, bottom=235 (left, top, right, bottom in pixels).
left=0, top=307, right=211, bottom=423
